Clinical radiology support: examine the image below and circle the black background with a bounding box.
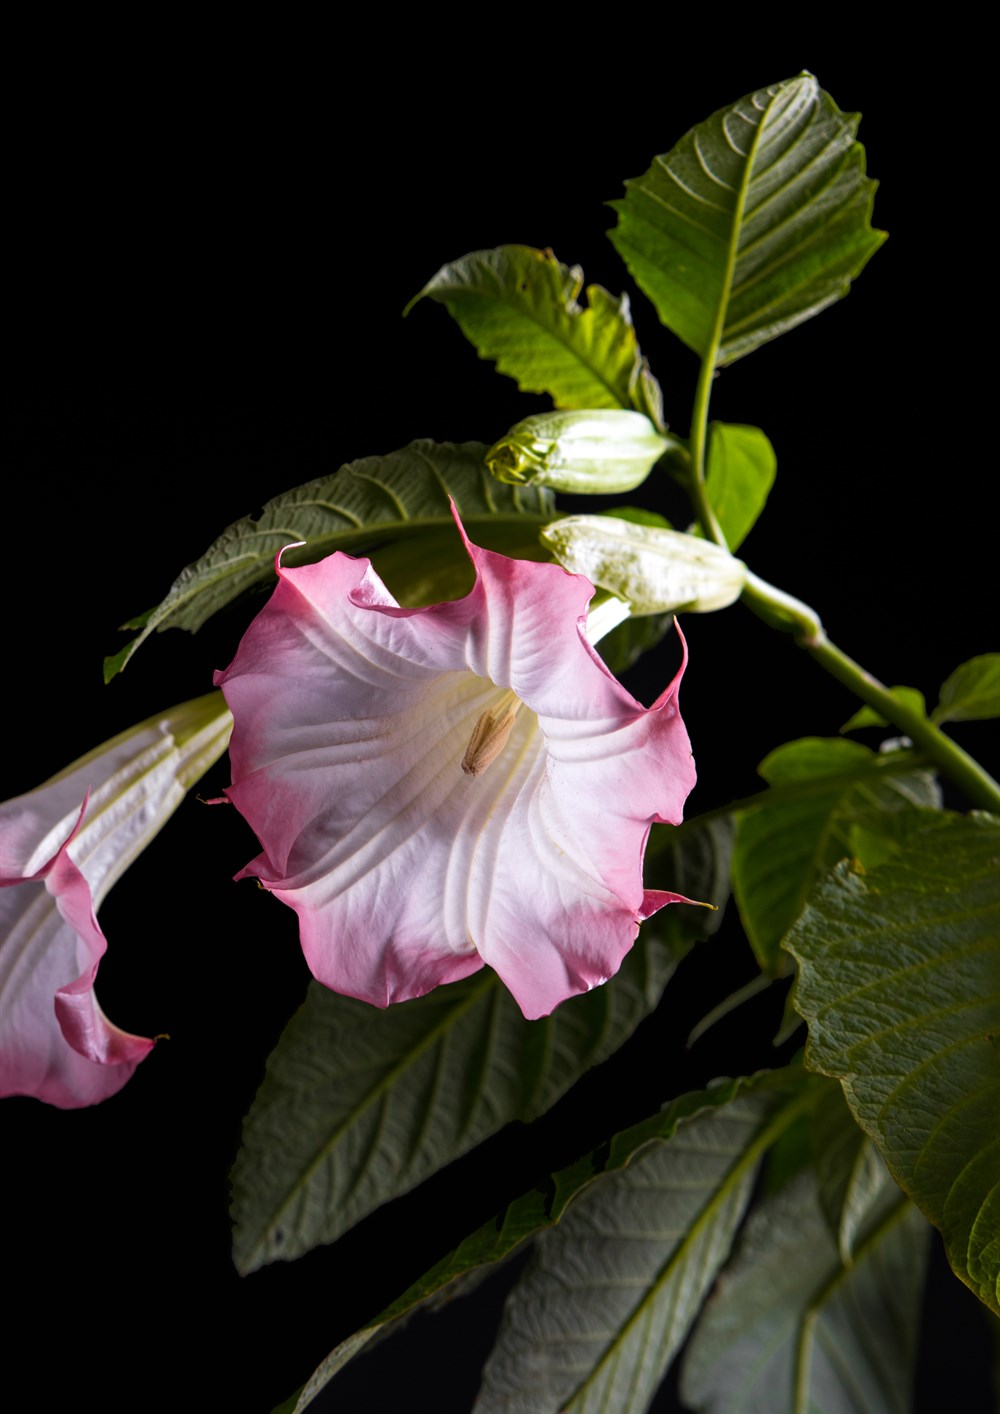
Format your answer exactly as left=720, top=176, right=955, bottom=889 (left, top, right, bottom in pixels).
left=5, top=35, right=996, bottom=1414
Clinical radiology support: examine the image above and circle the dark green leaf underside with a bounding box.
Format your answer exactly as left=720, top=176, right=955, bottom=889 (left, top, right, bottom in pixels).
left=231, top=809, right=728, bottom=1276
left=785, top=812, right=1000, bottom=1314
left=105, top=440, right=554, bottom=678
left=278, top=1068, right=807, bottom=1413
left=681, top=1167, right=929, bottom=1413
left=476, top=1072, right=811, bottom=1412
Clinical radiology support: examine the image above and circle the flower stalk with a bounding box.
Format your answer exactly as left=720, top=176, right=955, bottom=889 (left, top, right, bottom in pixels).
left=685, top=353, right=1000, bottom=813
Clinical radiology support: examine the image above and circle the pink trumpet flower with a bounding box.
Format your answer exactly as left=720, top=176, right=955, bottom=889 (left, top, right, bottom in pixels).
left=216, top=511, right=696, bottom=1019
left=0, top=694, right=232, bottom=1106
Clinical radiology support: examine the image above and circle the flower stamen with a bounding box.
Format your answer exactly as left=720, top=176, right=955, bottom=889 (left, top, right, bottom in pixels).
left=462, top=689, right=524, bottom=777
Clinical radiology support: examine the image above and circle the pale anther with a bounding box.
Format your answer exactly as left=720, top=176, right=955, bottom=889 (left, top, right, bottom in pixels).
left=462, top=690, right=524, bottom=777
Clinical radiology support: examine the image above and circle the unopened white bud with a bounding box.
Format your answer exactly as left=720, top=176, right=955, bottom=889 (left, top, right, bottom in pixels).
left=543, top=515, right=746, bottom=615
left=486, top=410, right=672, bottom=494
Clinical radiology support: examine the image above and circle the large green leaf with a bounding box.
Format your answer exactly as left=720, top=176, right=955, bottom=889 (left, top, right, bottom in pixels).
left=277, top=1068, right=809, bottom=1414
left=934, top=653, right=1000, bottom=723
left=680, top=1167, right=929, bottom=1413
left=232, top=818, right=732, bottom=1274
left=732, top=738, right=940, bottom=972
left=609, top=73, right=885, bottom=367
left=474, top=1071, right=811, bottom=1412
left=408, top=246, right=663, bottom=420
left=784, top=812, right=1000, bottom=1313
left=104, top=440, right=554, bottom=679
left=703, top=422, right=776, bottom=550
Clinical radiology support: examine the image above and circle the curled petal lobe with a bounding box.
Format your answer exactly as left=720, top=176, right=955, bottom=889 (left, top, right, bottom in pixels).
left=0, top=693, right=232, bottom=1107
left=216, top=512, right=696, bottom=1019
left=1, top=804, right=152, bottom=1106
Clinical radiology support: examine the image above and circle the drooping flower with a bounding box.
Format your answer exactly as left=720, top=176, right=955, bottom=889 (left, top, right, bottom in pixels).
left=0, top=693, right=232, bottom=1106
left=215, top=511, right=696, bottom=1020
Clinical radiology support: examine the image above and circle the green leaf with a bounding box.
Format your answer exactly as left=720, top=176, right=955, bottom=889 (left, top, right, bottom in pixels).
left=784, top=812, right=1000, bottom=1314
left=232, top=816, right=731, bottom=1274
left=475, top=1071, right=811, bottom=1412
left=703, top=422, right=776, bottom=551
left=279, top=1068, right=809, bottom=1414
left=934, top=654, right=1000, bottom=723
left=231, top=966, right=655, bottom=1272
left=732, top=737, right=940, bottom=972
left=609, top=73, right=885, bottom=367
left=408, top=245, right=663, bottom=419
left=680, top=1168, right=930, bottom=1413
left=103, top=440, right=554, bottom=679
left=841, top=685, right=926, bottom=732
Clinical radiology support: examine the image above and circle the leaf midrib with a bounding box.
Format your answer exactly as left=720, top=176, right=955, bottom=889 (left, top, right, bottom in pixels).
left=561, top=1087, right=814, bottom=1410
left=241, top=972, right=499, bottom=1267
left=446, top=277, right=630, bottom=407
left=705, top=83, right=790, bottom=369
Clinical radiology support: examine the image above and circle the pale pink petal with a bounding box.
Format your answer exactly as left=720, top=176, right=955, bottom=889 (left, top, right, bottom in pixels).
left=216, top=514, right=697, bottom=1017
left=1, top=694, right=231, bottom=1106
left=1, top=806, right=152, bottom=1107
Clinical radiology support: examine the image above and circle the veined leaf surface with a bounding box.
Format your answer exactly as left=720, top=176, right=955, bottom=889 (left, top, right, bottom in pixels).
left=104, top=440, right=554, bottom=678
left=410, top=245, right=663, bottom=420
left=732, top=737, right=940, bottom=972
left=681, top=1167, right=929, bottom=1413
left=276, top=1067, right=807, bottom=1414
left=609, top=72, right=885, bottom=366
left=474, top=1071, right=811, bottom=1412
left=785, top=812, right=1000, bottom=1314
left=232, top=818, right=733, bottom=1273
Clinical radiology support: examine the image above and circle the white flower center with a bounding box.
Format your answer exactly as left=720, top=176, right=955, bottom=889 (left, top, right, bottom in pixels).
left=461, top=689, right=525, bottom=778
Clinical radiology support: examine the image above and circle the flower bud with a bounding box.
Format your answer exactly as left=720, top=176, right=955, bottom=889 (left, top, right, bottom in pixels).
left=543, top=515, right=746, bottom=615
left=486, top=410, right=672, bottom=494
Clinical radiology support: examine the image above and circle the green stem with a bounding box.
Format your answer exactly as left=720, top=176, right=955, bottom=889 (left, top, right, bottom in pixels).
left=688, top=357, right=729, bottom=545
left=738, top=570, right=1000, bottom=812
left=687, top=464, right=728, bottom=547
left=684, top=297, right=998, bottom=811
left=683, top=455, right=1000, bottom=811
left=802, top=633, right=1000, bottom=811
